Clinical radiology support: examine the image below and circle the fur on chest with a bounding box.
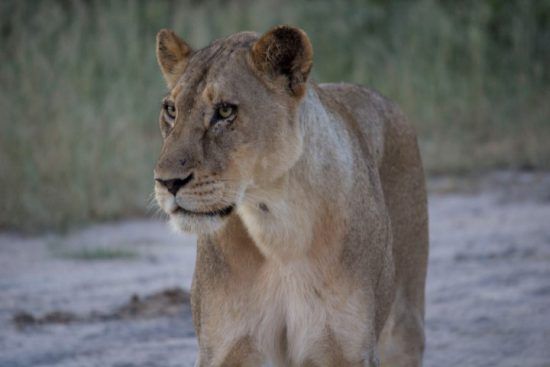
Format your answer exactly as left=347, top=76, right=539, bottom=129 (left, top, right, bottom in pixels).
left=236, top=189, right=318, bottom=262
left=243, top=260, right=369, bottom=366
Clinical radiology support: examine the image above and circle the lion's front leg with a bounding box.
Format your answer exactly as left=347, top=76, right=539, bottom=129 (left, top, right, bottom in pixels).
left=194, top=336, right=263, bottom=367
left=191, top=289, right=263, bottom=367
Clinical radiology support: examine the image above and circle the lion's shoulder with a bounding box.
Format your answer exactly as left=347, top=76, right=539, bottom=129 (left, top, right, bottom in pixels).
left=318, top=82, right=418, bottom=168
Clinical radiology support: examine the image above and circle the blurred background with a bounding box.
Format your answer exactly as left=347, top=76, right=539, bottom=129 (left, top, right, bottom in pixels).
left=1, top=0, right=549, bottom=231
left=1, top=1, right=549, bottom=367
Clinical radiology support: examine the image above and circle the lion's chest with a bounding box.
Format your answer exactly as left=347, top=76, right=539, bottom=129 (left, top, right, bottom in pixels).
left=226, top=196, right=368, bottom=364
left=248, top=261, right=326, bottom=363
left=240, top=260, right=368, bottom=365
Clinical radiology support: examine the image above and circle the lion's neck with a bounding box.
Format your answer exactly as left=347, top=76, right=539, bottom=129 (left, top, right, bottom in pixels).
left=237, top=85, right=354, bottom=263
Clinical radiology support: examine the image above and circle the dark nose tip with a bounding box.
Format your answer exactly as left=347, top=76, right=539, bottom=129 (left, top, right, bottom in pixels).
left=155, top=173, right=194, bottom=196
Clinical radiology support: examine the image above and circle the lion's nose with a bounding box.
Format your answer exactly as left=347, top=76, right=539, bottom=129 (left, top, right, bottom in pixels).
left=155, top=173, right=194, bottom=196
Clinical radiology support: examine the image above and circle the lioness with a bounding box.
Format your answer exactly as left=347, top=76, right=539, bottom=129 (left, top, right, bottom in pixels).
left=153, top=25, right=428, bottom=367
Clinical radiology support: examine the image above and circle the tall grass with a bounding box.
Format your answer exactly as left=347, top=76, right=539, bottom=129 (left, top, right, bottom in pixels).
left=1, top=0, right=549, bottom=231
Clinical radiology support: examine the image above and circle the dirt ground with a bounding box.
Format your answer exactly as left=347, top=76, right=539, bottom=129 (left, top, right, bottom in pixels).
left=1, top=172, right=549, bottom=367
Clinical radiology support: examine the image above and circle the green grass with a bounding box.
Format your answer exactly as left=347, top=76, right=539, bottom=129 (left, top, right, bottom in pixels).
left=1, top=0, right=549, bottom=231
left=58, top=247, right=138, bottom=261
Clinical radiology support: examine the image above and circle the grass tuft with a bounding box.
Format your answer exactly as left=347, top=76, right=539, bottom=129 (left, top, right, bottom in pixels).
left=55, top=246, right=138, bottom=261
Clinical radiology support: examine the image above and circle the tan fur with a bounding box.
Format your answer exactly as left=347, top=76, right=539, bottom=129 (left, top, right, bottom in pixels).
left=153, top=25, right=428, bottom=367
left=156, top=29, right=192, bottom=88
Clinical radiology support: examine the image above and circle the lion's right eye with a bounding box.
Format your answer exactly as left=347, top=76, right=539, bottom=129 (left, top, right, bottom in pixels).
left=163, top=101, right=176, bottom=122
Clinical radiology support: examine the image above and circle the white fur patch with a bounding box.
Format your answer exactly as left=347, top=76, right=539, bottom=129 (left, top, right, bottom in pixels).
left=299, top=88, right=355, bottom=183
left=227, top=259, right=370, bottom=366
left=252, top=260, right=327, bottom=365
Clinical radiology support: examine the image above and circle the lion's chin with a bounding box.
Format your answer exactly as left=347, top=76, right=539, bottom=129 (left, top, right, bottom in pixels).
left=168, top=210, right=229, bottom=234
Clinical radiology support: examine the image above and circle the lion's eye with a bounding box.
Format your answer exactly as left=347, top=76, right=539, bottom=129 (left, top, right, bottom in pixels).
left=218, top=105, right=233, bottom=119
left=163, top=101, right=176, bottom=121
left=210, top=102, right=238, bottom=128
left=216, top=104, right=236, bottom=120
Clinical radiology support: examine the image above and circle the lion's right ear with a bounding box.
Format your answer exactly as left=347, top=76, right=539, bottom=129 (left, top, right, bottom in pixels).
left=156, top=29, right=192, bottom=88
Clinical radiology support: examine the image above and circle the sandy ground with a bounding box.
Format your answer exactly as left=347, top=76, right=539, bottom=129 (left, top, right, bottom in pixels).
left=1, top=172, right=549, bottom=367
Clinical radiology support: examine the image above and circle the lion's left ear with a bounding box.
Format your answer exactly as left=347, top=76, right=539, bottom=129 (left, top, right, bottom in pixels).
left=251, top=25, right=313, bottom=99
left=156, top=29, right=192, bottom=88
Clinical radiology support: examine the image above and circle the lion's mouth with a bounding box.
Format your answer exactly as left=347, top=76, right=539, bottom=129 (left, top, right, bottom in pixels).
left=172, top=205, right=234, bottom=218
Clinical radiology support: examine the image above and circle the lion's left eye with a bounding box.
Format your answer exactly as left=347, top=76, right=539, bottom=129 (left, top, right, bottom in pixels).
left=215, top=103, right=237, bottom=120
left=218, top=105, right=233, bottom=118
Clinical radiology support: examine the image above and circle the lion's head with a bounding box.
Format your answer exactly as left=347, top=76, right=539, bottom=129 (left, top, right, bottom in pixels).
left=153, top=26, right=313, bottom=233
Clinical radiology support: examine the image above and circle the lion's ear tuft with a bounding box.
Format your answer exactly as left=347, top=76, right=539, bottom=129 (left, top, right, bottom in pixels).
left=156, top=29, right=192, bottom=88
left=251, top=25, right=313, bottom=98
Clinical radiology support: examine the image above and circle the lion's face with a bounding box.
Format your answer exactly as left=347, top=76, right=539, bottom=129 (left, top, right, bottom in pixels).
left=153, top=27, right=313, bottom=233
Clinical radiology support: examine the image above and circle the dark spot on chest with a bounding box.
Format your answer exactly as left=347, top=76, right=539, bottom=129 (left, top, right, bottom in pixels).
left=259, top=202, right=269, bottom=213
